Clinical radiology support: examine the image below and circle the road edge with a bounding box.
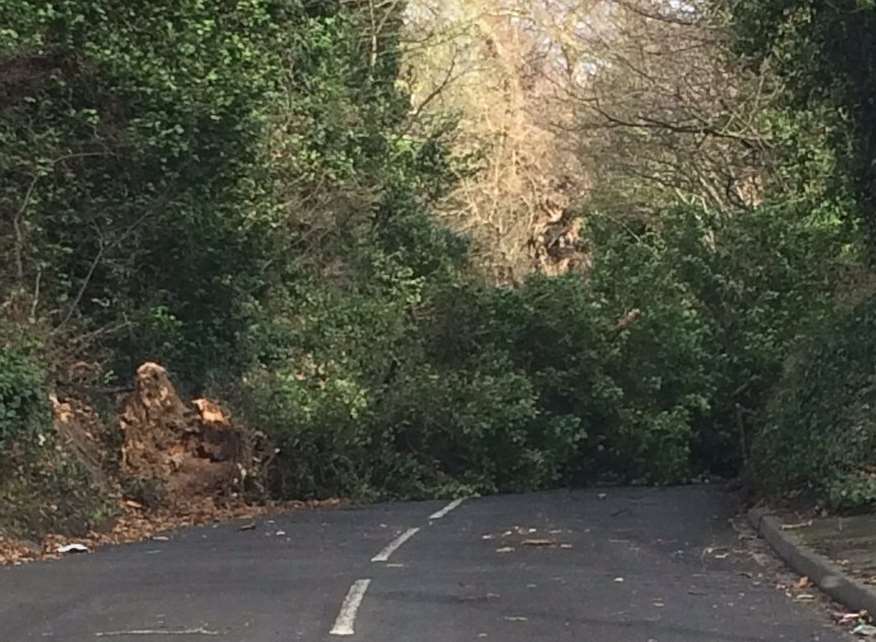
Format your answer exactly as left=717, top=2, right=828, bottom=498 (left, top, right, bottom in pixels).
left=748, top=507, right=876, bottom=614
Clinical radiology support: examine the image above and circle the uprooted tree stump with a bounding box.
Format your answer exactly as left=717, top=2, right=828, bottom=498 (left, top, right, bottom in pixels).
left=120, top=363, right=244, bottom=503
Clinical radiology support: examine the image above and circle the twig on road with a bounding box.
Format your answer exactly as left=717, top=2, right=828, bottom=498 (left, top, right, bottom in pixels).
left=95, top=627, right=219, bottom=637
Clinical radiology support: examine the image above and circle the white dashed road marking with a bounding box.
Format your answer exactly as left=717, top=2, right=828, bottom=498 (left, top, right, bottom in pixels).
left=330, top=579, right=372, bottom=636
left=429, top=498, right=466, bottom=521
left=371, top=527, right=420, bottom=563
left=331, top=500, right=468, bottom=635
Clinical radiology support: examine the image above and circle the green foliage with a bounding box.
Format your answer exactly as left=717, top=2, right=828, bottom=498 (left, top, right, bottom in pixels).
left=755, top=297, right=876, bottom=510
left=238, top=273, right=585, bottom=500
left=726, top=1, right=876, bottom=507
left=582, top=217, right=712, bottom=480
left=0, top=345, right=48, bottom=456
left=729, top=0, right=876, bottom=245
left=241, top=197, right=844, bottom=500
left=520, top=202, right=839, bottom=482
left=241, top=353, right=582, bottom=500
left=0, top=342, right=111, bottom=539
left=0, top=0, right=860, bottom=518
left=228, top=2, right=527, bottom=500
left=374, top=362, right=581, bottom=496
left=0, top=0, right=303, bottom=384
left=621, top=205, right=841, bottom=473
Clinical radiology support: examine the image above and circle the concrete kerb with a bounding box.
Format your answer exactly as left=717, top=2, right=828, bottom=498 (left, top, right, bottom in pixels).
left=748, top=507, right=876, bottom=615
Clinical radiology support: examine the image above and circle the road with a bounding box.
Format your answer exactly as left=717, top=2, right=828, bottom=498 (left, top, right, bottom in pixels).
left=0, top=486, right=849, bottom=641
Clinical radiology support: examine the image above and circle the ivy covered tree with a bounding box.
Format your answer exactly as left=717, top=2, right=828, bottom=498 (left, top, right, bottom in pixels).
left=0, top=0, right=301, bottom=383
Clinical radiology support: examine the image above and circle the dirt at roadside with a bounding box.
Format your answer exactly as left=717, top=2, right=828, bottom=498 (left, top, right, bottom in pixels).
left=0, top=496, right=342, bottom=566
left=775, top=510, right=876, bottom=588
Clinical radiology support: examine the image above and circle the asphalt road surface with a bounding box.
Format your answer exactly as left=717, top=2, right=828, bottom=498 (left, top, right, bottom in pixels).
left=0, top=486, right=850, bottom=641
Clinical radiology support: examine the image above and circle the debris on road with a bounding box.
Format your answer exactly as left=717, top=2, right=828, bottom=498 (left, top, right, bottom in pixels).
left=56, top=543, right=89, bottom=554
left=853, top=624, right=876, bottom=637
left=831, top=610, right=875, bottom=637
left=519, top=538, right=573, bottom=550
left=796, top=576, right=813, bottom=589
left=780, top=520, right=813, bottom=531
left=703, top=546, right=732, bottom=560
left=484, top=525, right=573, bottom=551
left=833, top=611, right=867, bottom=625
left=95, top=626, right=219, bottom=637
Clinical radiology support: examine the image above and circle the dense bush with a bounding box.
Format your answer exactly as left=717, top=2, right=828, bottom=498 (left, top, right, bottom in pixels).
left=0, top=344, right=48, bottom=459
left=423, top=274, right=705, bottom=485
left=499, top=204, right=839, bottom=483
left=753, top=298, right=876, bottom=510
left=241, top=355, right=583, bottom=500
left=595, top=204, right=842, bottom=475
left=236, top=197, right=843, bottom=500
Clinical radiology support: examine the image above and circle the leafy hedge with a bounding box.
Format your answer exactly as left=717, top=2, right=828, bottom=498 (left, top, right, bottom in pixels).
left=754, top=298, right=876, bottom=510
